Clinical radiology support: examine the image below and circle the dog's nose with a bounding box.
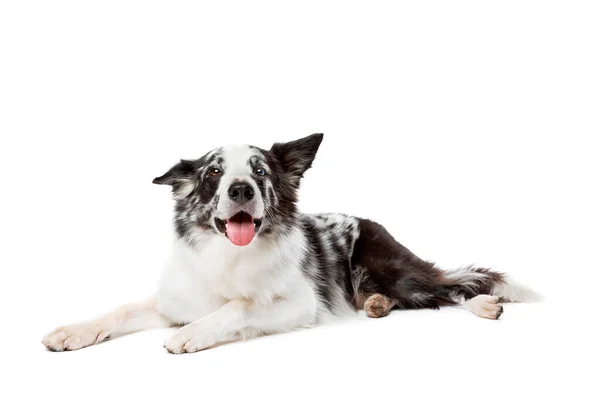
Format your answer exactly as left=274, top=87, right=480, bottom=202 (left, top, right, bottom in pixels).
left=228, top=182, right=254, bottom=204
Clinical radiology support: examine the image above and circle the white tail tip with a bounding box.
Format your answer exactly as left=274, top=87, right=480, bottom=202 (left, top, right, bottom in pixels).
left=492, top=275, right=543, bottom=303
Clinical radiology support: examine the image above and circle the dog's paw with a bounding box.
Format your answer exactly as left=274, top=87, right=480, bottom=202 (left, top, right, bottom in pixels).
left=42, top=323, right=109, bottom=351
left=364, top=293, right=395, bottom=318
left=465, top=295, right=504, bottom=320
left=164, top=324, right=216, bottom=354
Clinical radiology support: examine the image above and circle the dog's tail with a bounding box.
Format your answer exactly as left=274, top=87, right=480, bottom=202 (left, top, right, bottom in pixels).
left=442, top=265, right=542, bottom=302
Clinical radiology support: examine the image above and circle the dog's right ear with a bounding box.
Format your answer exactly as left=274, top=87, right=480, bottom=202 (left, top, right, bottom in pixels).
left=153, top=159, right=196, bottom=198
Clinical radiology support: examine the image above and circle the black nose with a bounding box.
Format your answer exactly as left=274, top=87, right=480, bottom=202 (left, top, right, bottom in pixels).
left=228, top=182, right=254, bottom=204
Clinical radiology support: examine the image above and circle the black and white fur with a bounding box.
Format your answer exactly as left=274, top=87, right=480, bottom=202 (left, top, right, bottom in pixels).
left=43, top=134, right=540, bottom=353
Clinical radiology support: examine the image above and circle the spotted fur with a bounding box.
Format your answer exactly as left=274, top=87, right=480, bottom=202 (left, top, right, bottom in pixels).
left=43, top=133, right=541, bottom=353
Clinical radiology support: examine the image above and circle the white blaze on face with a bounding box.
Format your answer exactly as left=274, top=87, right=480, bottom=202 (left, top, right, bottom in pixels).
left=216, top=145, right=265, bottom=246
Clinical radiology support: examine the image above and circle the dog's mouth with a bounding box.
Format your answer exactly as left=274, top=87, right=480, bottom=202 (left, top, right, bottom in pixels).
left=215, top=212, right=262, bottom=246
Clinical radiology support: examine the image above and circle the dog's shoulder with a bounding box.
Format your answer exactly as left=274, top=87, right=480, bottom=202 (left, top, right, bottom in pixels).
left=299, top=213, right=360, bottom=241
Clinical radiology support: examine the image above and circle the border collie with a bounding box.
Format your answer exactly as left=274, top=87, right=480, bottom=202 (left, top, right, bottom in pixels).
left=43, top=134, right=539, bottom=353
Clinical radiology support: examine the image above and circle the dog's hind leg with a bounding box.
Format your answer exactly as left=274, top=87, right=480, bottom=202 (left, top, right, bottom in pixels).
left=351, top=219, right=540, bottom=320
left=42, top=297, right=175, bottom=351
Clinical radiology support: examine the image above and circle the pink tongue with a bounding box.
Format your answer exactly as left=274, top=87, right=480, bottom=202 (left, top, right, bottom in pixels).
left=226, top=220, right=255, bottom=246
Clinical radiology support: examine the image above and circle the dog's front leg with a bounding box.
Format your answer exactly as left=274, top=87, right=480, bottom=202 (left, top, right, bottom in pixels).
left=43, top=297, right=175, bottom=351
left=164, top=294, right=316, bottom=354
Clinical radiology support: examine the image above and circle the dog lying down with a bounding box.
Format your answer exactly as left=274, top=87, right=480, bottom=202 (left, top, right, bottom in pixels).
left=43, top=134, right=540, bottom=353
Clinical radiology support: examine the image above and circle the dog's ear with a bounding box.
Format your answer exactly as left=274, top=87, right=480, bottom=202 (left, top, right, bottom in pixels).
left=270, top=133, right=324, bottom=186
left=153, top=159, right=196, bottom=198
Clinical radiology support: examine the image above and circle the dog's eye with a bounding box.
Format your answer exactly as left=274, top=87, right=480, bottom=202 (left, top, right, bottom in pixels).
left=255, top=168, right=266, bottom=176
left=209, top=168, right=222, bottom=177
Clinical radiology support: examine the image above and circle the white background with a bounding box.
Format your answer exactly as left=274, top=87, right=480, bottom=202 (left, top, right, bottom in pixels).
left=1, top=1, right=599, bottom=399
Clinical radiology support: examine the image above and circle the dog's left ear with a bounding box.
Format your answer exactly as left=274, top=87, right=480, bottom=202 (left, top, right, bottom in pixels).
left=153, top=159, right=196, bottom=198
left=270, top=133, right=324, bottom=186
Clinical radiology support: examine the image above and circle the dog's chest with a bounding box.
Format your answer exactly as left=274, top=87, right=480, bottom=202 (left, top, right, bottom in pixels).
left=156, top=236, right=299, bottom=323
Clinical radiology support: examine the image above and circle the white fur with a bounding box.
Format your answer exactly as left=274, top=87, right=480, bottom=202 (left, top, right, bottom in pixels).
left=492, top=275, right=542, bottom=302
left=173, top=180, right=196, bottom=199
left=444, top=268, right=490, bottom=289
left=159, top=225, right=320, bottom=352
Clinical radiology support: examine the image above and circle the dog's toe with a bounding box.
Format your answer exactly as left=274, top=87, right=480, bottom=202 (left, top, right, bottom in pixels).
left=164, top=325, right=215, bottom=354
left=495, top=305, right=504, bottom=319
left=464, top=295, right=505, bottom=320
left=42, top=324, right=107, bottom=351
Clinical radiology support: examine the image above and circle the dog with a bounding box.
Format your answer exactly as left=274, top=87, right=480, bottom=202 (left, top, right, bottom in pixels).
left=43, top=133, right=539, bottom=353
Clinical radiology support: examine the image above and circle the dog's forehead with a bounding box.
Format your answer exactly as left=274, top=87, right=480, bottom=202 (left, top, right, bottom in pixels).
left=221, top=145, right=264, bottom=172
left=198, top=147, right=224, bottom=167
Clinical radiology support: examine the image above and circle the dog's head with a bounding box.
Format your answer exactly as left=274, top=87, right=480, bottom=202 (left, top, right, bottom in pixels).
left=153, top=133, right=323, bottom=246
